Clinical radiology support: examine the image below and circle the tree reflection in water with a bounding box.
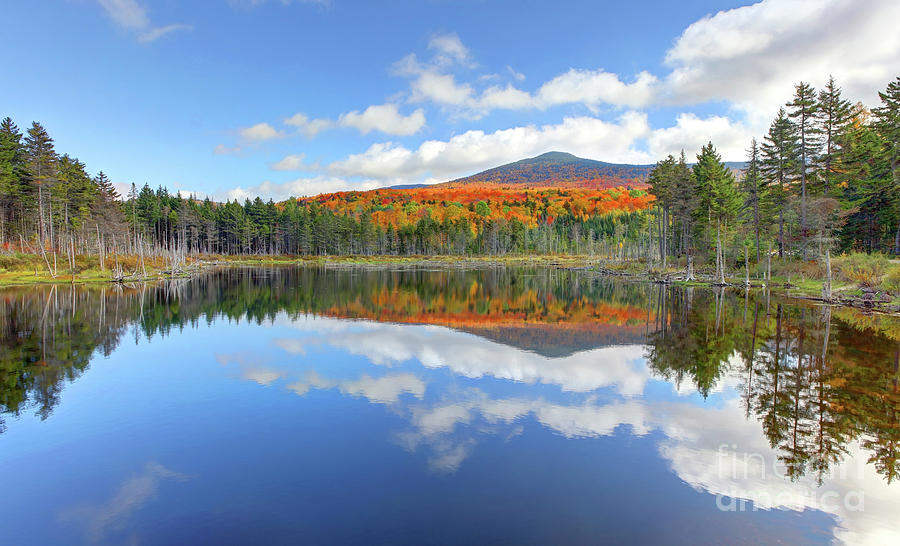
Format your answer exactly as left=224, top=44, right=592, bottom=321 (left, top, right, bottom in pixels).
left=1, top=266, right=898, bottom=484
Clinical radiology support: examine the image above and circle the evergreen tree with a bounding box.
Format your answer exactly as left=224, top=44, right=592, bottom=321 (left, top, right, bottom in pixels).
left=786, top=82, right=821, bottom=259
left=741, top=138, right=764, bottom=262
left=872, top=76, right=900, bottom=253
left=761, top=108, right=798, bottom=258
left=24, top=122, right=57, bottom=245
left=693, top=142, right=740, bottom=282
left=817, top=76, right=852, bottom=197
left=0, top=118, right=26, bottom=243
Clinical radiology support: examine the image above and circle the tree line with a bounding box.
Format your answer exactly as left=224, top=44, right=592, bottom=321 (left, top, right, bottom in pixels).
left=647, top=74, right=900, bottom=278
left=1, top=73, right=898, bottom=264
left=0, top=116, right=652, bottom=261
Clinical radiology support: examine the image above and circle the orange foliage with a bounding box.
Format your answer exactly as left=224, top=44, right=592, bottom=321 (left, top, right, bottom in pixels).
left=299, top=181, right=654, bottom=230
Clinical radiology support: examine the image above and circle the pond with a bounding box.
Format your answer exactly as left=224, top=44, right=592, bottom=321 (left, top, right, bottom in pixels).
left=1, top=266, right=898, bottom=544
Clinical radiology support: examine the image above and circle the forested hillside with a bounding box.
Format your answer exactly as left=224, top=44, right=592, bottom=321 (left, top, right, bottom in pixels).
left=446, top=151, right=653, bottom=187
left=1, top=74, right=899, bottom=268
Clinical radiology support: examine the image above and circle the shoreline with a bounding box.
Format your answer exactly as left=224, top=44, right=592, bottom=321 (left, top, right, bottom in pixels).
left=1, top=253, right=897, bottom=315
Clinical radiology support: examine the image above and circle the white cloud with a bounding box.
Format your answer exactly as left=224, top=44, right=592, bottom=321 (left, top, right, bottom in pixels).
left=216, top=110, right=751, bottom=200
left=327, top=113, right=653, bottom=181
left=284, top=113, right=334, bottom=138
left=388, top=6, right=900, bottom=124
left=392, top=35, right=659, bottom=116
left=647, top=113, right=753, bottom=161
left=97, top=0, right=190, bottom=42
left=428, top=32, right=473, bottom=67
left=213, top=144, right=242, bottom=156
left=239, top=122, right=282, bottom=141
left=278, top=320, right=651, bottom=395
left=97, top=0, right=148, bottom=29
left=219, top=176, right=384, bottom=201
left=338, top=104, right=426, bottom=136
left=270, top=154, right=306, bottom=171
left=661, top=0, right=900, bottom=120
left=506, top=65, right=526, bottom=82
left=137, top=23, right=192, bottom=43
left=536, top=69, right=658, bottom=110
left=288, top=372, right=426, bottom=405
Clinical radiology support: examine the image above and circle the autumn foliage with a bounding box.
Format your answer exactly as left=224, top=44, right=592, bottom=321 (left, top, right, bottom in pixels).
left=298, top=182, right=654, bottom=233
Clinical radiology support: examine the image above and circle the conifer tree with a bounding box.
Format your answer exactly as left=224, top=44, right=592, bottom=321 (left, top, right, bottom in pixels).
left=787, top=82, right=821, bottom=259
left=761, top=108, right=798, bottom=258
left=742, top=138, right=764, bottom=262
left=818, top=76, right=852, bottom=197
left=0, top=118, right=25, bottom=243
left=873, top=76, right=900, bottom=253
left=24, top=122, right=57, bottom=245
left=693, top=142, right=740, bottom=282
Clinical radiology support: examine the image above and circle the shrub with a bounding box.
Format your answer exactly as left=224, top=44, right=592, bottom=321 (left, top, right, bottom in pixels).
left=834, top=252, right=890, bottom=288
left=881, top=266, right=900, bottom=294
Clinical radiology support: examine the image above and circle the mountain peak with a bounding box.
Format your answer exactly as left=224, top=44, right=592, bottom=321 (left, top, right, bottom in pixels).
left=445, top=151, right=653, bottom=188
left=530, top=151, right=580, bottom=161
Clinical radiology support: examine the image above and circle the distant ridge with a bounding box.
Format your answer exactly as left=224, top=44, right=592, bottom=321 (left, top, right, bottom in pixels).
left=371, top=151, right=746, bottom=193
left=441, top=151, right=746, bottom=189
left=445, top=151, right=655, bottom=188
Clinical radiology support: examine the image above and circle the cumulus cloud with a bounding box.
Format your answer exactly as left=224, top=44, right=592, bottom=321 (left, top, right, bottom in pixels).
left=389, top=4, right=900, bottom=123
left=647, top=113, right=754, bottom=160
left=284, top=113, right=334, bottom=138
left=277, top=106, right=425, bottom=139
left=661, top=0, right=900, bottom=120
left=327, top=112, right=653, bottom=181
left=536, top=69, right=658, bottom=110
left=239, top=122, right=283, bottom=141
left=97, top=0, right=191, bottom=43
left=217, top=110, right=751, bottom=200
left=219, top=176, right=384, bottom=201
left=338, top=104, right=426, bottom=136
left=428, top=32, right=473, bottom=67
left=270, top=154, right=306, bottom=171
left=392, top=35, right=658, bottom=116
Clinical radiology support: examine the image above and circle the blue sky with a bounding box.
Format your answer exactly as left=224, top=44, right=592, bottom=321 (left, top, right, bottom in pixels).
left=3, top=0, right=899, bottom=201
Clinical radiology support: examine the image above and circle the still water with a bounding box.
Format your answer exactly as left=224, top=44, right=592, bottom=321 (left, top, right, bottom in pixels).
left=1, top=267, right=899, bottom=544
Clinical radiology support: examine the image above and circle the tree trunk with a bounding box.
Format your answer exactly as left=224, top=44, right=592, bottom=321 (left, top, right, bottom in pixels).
left=745, top=245, right=750, bottom=287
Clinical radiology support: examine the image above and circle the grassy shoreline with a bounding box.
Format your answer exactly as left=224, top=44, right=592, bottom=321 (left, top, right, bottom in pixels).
left=2, top=252, right=898, bottom=314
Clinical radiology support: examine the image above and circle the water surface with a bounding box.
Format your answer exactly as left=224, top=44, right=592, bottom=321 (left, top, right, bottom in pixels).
left=1, top=267, right=899, bottom=544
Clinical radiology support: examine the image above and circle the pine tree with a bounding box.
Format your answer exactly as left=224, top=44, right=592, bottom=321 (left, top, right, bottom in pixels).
left=24, top=122, right=57, bottom=245
left=0, top=117, right=26, bottom=244
left=648, top=155, right=676, bottom=267
left=786, top=82, right=821, bottom=259
left=817, top=76, right=852, bottom=197
left=742, top=138, right=764, bottom=262
left=837, top=105, right=890, bottom=252
left=761, top=108, right=798, bottom=258
left=872, top=76, right=900, bottom=253
left=693, top=142, right=740, bottom=283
